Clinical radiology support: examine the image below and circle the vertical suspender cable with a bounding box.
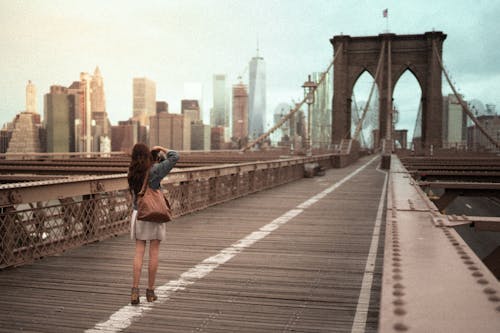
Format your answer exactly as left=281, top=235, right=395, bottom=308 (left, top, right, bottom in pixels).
left=351, top=92, right=367, bottom=147
left=386, top=39, right=393, bottom=149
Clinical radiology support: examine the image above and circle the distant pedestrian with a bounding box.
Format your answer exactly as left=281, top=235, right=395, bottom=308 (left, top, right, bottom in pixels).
left=127, top=143, right=179, bottom=305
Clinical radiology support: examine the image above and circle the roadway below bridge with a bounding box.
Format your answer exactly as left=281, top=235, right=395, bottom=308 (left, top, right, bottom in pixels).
left=0, top=155, right=387, bottom=332
left=447, top=196, right=500, bottom=278
left=447, top=196, right=500, bottom=217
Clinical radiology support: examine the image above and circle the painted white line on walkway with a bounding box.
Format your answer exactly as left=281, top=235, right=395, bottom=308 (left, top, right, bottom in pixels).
left=86, top=156, right=380, bottom=332
left=86, top=208, right=303, bottom=333
left=298, top=155, right=380, bottom=209
left=351, top=166, right=388, bottom=333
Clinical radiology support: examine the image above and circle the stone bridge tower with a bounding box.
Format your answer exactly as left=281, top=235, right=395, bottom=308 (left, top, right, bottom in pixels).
left=330, top=32, right=447, bottom=150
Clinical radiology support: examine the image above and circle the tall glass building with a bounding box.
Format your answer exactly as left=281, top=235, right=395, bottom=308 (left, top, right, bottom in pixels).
left=311, top=72, right=332, bottom=149
left=133, top=77, right=156, bottom=127
left=211, top=74, right=228, bottom=127
left=44, top=85, right=75, bottom=152
left=442, top=94, right=467, bottom=148
left=271, top=103, right=292, bottom=145
left=248, top=51, right=266, bottom=139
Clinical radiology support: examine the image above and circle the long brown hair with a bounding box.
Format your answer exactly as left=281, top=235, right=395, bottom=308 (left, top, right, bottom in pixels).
left=128, top=143, right=153, bottom=195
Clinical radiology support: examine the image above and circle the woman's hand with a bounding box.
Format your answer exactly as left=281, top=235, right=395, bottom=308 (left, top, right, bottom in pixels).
left=151, top=146, right=168, bottom=153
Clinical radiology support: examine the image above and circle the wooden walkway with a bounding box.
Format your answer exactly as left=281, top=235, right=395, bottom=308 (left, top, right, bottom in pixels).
left=0, top=155, right=386, bottom=332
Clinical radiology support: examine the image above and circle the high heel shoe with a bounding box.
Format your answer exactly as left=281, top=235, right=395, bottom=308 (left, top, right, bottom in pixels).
left=131, top=287, right=140, bottom=305
left=146, top=288, right=157, bottom=302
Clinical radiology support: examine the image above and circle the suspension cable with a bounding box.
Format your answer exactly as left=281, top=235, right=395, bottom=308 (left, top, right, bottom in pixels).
left=433, top=41, right=500, bottom=149
left=411, top=101, right=422, bottom=144
left=241, top=44, right=344, bottom=152
left=351, top=92, right=367, bottom=147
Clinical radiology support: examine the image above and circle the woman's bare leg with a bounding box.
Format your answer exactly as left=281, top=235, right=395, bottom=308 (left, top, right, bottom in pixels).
left=133, top=240, right=146, bottom=288
left=148, top=240, right=161, bottom=289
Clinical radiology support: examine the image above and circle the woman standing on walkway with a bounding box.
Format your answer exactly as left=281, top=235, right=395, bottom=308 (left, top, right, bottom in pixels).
left=127, top=143, right=179, bottom=305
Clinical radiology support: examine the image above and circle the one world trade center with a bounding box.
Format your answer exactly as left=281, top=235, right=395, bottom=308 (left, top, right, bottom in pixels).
left=248, top=50, right=266, bottom=139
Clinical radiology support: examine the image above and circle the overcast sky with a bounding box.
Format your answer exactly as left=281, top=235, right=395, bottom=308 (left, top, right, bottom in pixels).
left=1, top=0, right=499, bottom=138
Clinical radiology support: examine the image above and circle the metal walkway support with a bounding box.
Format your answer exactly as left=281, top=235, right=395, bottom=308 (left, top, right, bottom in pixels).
left=380, top=155, right=500, bottom=332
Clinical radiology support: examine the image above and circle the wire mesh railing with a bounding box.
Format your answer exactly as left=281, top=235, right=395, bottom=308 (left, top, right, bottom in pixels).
left=0, top=154, right=335, bottom=268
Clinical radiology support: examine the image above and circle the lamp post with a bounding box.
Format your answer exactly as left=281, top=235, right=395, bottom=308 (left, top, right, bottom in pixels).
left=302, top=75, right=317, bottom=156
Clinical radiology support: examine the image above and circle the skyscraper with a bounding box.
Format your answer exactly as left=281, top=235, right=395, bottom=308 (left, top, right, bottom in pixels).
left=182, top=100, right=202, bottom=151
left=0, top=123, right=14, bottom=153
left=44, top=85, right=75, bottom=152
left=5, top=112, right=42, bottom=157
left=211, top=126, right=225, bottom=150
left=248, top=50, right=266, bottom=139
left=26, top=80, right=37, bottom=113
left=79, top=72, right=92, bottom=153
left=90, top=66, right=111, bottom=152
left=232, top=81, right=248, bottom=142
left=271, top=103, right=292, bottom=145
left=442, top=94, right=467, bottom=148
left=5, top=82, right=43, bottom=156
left=91, top=67, right=105, bottom=114
left=64, top=68, right=111, bottom=153
left=467, top=113, right=500, bottom=151
left=182, top=99, right=201, bottom=123
left=183, top=82, right=204, bottom=122
left=133, top=77, right=156, bottom=127
left=311, top=72, right=332, bottom=149
left=149, top=113, right=184, bottom=151
left=211, top=74, right=228, bottom=127
left=191, top=121, right=211, bottom=150
left=156, top=101, right=168, bottom=113
left=111, top=119, right=140, bottom=153
left=67, top=78, right=88, bottom=153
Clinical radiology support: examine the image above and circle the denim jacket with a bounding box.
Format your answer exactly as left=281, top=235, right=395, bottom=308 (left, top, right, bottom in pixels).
left=133, top=150, right=179, bottom=209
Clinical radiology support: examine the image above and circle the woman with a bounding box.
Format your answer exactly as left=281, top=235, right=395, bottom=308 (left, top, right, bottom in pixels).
left=127, top=143, right=179, bottom=305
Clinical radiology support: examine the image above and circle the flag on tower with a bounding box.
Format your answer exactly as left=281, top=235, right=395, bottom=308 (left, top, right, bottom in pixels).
left=383, top=8, right=388, bottom=18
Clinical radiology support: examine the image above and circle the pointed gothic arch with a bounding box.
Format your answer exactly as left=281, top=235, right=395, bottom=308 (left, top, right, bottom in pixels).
left=352, top=70, right=379, bottom=147
left=393, top=69, right=422, bottom=148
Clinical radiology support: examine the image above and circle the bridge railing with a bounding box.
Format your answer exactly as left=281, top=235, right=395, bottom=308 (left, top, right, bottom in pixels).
left=0, top=154, right=335, bottom=269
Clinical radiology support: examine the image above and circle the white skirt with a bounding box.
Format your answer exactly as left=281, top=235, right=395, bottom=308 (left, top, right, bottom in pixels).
left=130, top=210, right=167, bottom=241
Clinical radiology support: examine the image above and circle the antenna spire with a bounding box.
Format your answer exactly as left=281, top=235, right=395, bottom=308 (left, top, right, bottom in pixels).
left=256, top=35, right=260, bottom=57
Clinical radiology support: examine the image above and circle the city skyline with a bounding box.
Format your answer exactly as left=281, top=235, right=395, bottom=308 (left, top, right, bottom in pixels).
left=1, top=1, right=499, bottom=135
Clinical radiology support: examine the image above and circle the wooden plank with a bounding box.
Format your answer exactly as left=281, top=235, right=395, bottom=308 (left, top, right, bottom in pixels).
left=0, top=155, right=385, bottom=332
